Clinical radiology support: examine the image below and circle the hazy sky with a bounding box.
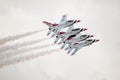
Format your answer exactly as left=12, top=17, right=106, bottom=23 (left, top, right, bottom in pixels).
left=0, top=0, right=120, bottom=80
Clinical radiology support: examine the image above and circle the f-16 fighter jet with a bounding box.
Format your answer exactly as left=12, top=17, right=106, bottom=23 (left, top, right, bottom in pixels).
left=54, top=28, right=87, bottom=44
left=58, top=28, right=88, bottom=44
left=67, top=39, right=99, bottom=55
left=61, top=34, right=94, bottom=49
left=43, top=14, right=80, bottom=37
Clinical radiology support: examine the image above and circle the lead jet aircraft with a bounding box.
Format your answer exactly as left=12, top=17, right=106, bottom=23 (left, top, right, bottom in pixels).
left=67, top=39, right=99, bottom=55
left=54, top=28, right=87, bottom=44
left=61, top=34, right=94, bottom=49
left=43, top=15, right=80, bottom=37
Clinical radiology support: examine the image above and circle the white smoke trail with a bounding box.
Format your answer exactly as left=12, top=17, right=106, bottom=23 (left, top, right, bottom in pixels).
left=0, top=38, right=49, bottom=53
left=0, top=48, right=60, bottom=68
left=0, top=28, right=47, bottom=45
left=0, top=44, right=53, bottom=60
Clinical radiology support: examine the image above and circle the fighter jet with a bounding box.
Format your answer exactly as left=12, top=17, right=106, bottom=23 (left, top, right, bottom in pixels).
left=54, top=28, right=87, bottom=44
left=43, top=14, right=80, bottom=37
left=44, top=15, right=99, bottom=56
left=58, top=28, right=88, bottom=44
left=67, top=39, right=99, bottom=55
left=61, top=34, right=94, bottom=49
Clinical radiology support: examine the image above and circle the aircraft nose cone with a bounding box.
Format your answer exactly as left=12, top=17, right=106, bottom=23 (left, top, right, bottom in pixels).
left=77, top=20, right=81, bottom=23
left=96, top=39, right=100, bottom=42
left=90, top=35, right=94, bottom=37
left=83, top=28, right=88, bottom=31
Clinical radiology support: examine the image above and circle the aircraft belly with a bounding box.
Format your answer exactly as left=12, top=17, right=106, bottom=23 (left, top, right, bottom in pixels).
left=70, top=31, right=79, bottom=35
left=64, top=22, right=74, bottom=28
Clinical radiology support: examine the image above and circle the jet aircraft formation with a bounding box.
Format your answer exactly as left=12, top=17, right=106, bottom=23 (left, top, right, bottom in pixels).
left=43, top=15, right=99, bottom=55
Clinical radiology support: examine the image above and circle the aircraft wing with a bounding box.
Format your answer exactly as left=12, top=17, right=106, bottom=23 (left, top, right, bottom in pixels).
left=66, top=25, right=74, bottom=33
left=59, top=15, right=67, bottom=25
left=43, top=21, right=53, bottom=27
